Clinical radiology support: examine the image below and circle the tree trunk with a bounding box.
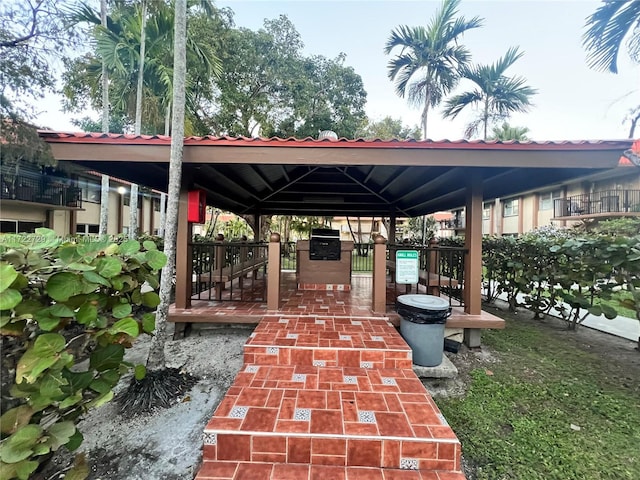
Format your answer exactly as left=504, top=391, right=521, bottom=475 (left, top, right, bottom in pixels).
left=100, top=0, right=109, bottom=133
left=146, top=0, right=187, bottom=372
left=421, top=97, right=430, bottom=140
left=483, top=98, right=489, bottom=140
left=99, top=174, right=109, bottom=236
left=159, top=192, right=166, bottom=236
left=164, top=101, right=171, bottom=136
left=129, top=183, right=138, bottom=239
left=134, top=0, right=147, bottom=135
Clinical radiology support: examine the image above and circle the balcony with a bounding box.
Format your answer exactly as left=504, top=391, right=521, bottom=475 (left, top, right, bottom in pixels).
left=1, top=172, right=82, bottom=209
left=440, top=218, right=466, bottom=230
left=553, top=190, right=640, bottom=220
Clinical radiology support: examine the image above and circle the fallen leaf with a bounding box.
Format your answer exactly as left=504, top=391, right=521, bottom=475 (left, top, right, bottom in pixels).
left=485, top=369, right=494, bottom=376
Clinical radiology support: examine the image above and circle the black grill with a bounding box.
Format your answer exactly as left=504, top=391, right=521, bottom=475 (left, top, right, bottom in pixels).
left=309, top=229, right=341, bottom=261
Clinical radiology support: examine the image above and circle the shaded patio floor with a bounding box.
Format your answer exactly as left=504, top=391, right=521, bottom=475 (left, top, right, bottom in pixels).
left=169, top=272, right=504, bottom=331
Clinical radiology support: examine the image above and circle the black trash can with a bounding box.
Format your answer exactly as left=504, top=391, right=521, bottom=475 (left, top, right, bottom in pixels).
left=396, top=294, right=451, bottom=367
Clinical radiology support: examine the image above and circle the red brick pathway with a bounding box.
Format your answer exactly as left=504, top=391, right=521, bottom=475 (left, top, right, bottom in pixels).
left=194, top=276, right=466, bottom=479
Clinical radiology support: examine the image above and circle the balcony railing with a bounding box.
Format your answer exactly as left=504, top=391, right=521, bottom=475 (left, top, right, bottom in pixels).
left=554, top=190, right=640, bottom=218
left=440, top=218, right=465, bottom=229
left=0, top=172, right=82, bottom=208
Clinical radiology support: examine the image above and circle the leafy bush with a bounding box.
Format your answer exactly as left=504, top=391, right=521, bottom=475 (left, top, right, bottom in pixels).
left=440, top=229, right=639, bottom=330
left=0, top=229, right=166, bottom=479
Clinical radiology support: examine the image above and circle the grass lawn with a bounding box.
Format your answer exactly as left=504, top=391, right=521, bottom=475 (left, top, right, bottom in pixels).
left=437, top=316, right=640, bottom=480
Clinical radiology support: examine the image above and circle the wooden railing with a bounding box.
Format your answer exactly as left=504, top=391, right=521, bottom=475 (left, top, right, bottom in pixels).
left=554, top=190, right=640, bottom=218
left=191, top=240, right=268, bottom=302
left=386, top=241, right=467, bottom=307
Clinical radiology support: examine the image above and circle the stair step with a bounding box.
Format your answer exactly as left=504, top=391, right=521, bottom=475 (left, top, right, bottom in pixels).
left=196, top=460, right=467, bottom=479
left=202, top=365, right=460, bottom=471
left=244, top=316, right=412, bottom=369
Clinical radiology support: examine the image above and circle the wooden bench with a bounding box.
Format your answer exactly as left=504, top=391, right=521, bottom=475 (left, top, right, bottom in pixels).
left=197, top=255, right=268, bottom=300
left=386, top=260, right=459, bottom=295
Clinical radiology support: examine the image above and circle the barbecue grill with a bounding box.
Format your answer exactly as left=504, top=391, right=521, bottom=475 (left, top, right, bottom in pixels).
left=309, top=228, right=341, bottom=261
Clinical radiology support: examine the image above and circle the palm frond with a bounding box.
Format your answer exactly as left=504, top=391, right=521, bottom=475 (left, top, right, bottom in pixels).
left=583, top=0, right=640, bottom=73
left=442, top=90, right=483, bottom=119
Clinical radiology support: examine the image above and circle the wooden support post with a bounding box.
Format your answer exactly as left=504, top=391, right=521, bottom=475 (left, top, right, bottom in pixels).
left=267, top=233, right=281, bottom=311
left=175, top=183, right=193, bottom=310
left=214, top=233, right=225, bottom=300
left=428, top=238, right=440, bottom=296
left=372, top=235, right=387, bottom=314
left=464, top=172, right=483, bottom=316
left=390, top=213, right=397, bottom=242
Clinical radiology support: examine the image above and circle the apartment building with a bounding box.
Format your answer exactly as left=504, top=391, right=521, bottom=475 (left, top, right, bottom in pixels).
left=442, top=155, right=640, bottom=237
left=0, top=163, right=165, bottom=236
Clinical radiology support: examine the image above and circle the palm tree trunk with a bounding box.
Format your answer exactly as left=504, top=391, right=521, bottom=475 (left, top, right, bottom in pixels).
left=129, top=183, right=138, bottom=239
left=159, top=192, right=166, bottom=236
left=164, top=101, right=171, bottom=136
left=483, top=97, right=489, bottom=140
left=100, top=0, right=109, bottom=133
left=99, top=174, right=109, bottom=236
left=422, top=92, right=431, bottom=140
left=134, top=0, right=147, bottom=135
left=146, top=0, right=187, bottom=372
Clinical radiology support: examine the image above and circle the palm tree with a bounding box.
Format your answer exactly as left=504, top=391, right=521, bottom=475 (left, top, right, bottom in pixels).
left=71, top=0, right=220, bottom=134
left=384, top=0, right=483, bottom=139
left=583, top=0, right=640, bottom=74
left=442, top=47, right=537, bottom=140
left=489, top=122, right=530, bottom=141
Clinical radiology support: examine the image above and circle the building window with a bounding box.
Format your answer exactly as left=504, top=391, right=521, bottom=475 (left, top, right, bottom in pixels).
left=503, top=199, right=519, bottom=217
left=539, top=190, right=562, bottom=211
left=153, top=197, right=161, bottom=212
left=482, top=203, right=491, bottom=220
left=0, top=220, right=44, bottom=233
left=77, top=178, right=101, bottom=203
left=76, top=224, right=100, bottom=235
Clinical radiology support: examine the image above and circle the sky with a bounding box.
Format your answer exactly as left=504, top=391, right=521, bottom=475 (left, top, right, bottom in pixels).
left=36, top=0, right=640, bottom=141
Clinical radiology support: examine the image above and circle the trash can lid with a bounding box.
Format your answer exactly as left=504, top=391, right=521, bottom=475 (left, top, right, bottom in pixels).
left=397, top=294, right=450, bottom=311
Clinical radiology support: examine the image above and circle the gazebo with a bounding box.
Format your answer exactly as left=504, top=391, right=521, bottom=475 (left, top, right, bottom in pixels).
left=39, top=131, right=633, bottom=345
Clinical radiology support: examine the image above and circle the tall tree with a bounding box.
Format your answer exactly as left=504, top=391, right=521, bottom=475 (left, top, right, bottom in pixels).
left=100, top=0, right=109, bottom=133
left=488, top=122, right=530, bottom=141
left=134, top=0, right=147, bottom=135
left=1, top=0, right=81, bottom=188
left=210, top=16, right=367, bottom=139
left=356, top=116, right=422, bottom=140
left=384, top=0, right=482, bottom=139
left=65, top=0, right=221, bottom=134
left=147, top=0, right=187, bottom=372
left=442, top=47, right=537, bottom=139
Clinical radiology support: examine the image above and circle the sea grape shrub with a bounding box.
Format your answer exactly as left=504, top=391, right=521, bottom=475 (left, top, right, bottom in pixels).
left=0, top=229, right=166, bottom=480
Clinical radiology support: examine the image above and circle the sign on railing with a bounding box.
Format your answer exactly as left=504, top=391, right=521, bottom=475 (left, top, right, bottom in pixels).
left=395, top=250, right=419, bottom=284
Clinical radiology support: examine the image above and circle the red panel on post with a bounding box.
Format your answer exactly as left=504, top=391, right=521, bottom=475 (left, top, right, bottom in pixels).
left=187, top=190, right=206, bottom=223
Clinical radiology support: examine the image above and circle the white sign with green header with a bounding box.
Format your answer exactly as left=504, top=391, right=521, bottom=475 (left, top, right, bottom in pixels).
left=395, top=250, right=419, bottom=284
